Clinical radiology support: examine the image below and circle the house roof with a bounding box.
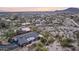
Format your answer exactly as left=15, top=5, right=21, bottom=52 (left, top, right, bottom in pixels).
left=12, top=32, right=39, bottom=45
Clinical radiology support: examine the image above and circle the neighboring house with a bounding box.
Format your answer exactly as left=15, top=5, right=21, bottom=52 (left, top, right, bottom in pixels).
left=8, top=32, right=40, bottom=47
left=20, top=27, right=31, bottom=32
left=16, top=27, right=31, bottom=35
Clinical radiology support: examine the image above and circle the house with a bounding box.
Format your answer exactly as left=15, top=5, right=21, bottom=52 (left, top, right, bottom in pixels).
left=20, top=27, right=31, bottom=32
left=16, top=27, right=31, bottom=35
left=8, top=32, right=40, bottom=47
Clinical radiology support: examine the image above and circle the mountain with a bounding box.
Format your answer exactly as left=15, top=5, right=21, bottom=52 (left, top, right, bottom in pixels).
left=64, top=8, right=79, bottom=13
left=0, top=8, right=79, bottom=16
left=54, top=8, right=79, bottom=14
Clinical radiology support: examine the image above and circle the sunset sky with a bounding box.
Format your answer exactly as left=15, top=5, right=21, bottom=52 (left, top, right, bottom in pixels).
left=0, top=7, right=67, bottom=12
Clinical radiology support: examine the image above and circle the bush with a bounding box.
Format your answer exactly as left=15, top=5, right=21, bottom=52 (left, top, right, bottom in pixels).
left=10, top=15, right=18, bottom=20
left=35, top=46, right=48, bottom=51
left=40, top=37, right=47, bottom=45
left=40, top=31, right=49, bottom=45
left=3, top=30, right=16, bottom=39
left=35, top=42, right=48, bottom=51
left=46, top=37, right=55, bottom=45
left=0, top=21, right=10, bottom=29
left=36, top=42, right=44, bottom=47
left=31, top=26, right=40, bottom=33
left=59, top=38, right=74, bottom=47
left=76, top=32, right=79, bottom=46
left=41, top=31, right=50, bottom=38
left=40, top=31, right=55, bottom=45
left=76, top=32, right=79, bottom=39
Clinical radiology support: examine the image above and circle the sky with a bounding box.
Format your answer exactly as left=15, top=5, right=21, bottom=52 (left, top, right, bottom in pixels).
left=0, top=7, right=67, bottom=12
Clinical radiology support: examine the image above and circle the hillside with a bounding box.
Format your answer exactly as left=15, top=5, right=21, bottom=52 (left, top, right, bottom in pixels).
left=0, top=8, right=79, bottom=51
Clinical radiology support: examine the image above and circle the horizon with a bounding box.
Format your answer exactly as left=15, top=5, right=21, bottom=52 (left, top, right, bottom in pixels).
left=0, top=7, right=68, bottom=12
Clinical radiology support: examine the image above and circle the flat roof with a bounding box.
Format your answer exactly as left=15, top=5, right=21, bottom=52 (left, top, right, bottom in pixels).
left=12, top=32, right=39, bottom=45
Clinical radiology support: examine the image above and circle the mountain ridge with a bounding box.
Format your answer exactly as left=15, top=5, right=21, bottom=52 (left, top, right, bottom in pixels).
left=0, top=8, right=79, bottom=16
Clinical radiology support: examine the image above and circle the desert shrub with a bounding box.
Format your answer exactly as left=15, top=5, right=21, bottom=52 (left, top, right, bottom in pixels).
left=40, top=37, right=47, bottom=45
left=35, top=46, right=48, bottom=51
left=34, top=42, right=48, bottom=51
left=75, top=32, right=79, bottom=46
left=40, top=31, right=55, bottom=45
left=36, top=42, right=44, bottom=47
left=59, top=38, right=74, bottom=47
left=76, top=32, right=79, bottom=39
left=3, top=30, right=16, bottom=39
left=10, top=15, right=18, bottom=20
left=31, top=26, right=40, bottom=33
left=46, top=37, right=55, bottom=45
left=41, top=31, right=50, bottom=38
left=0, top=21, right=10, bottom=29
